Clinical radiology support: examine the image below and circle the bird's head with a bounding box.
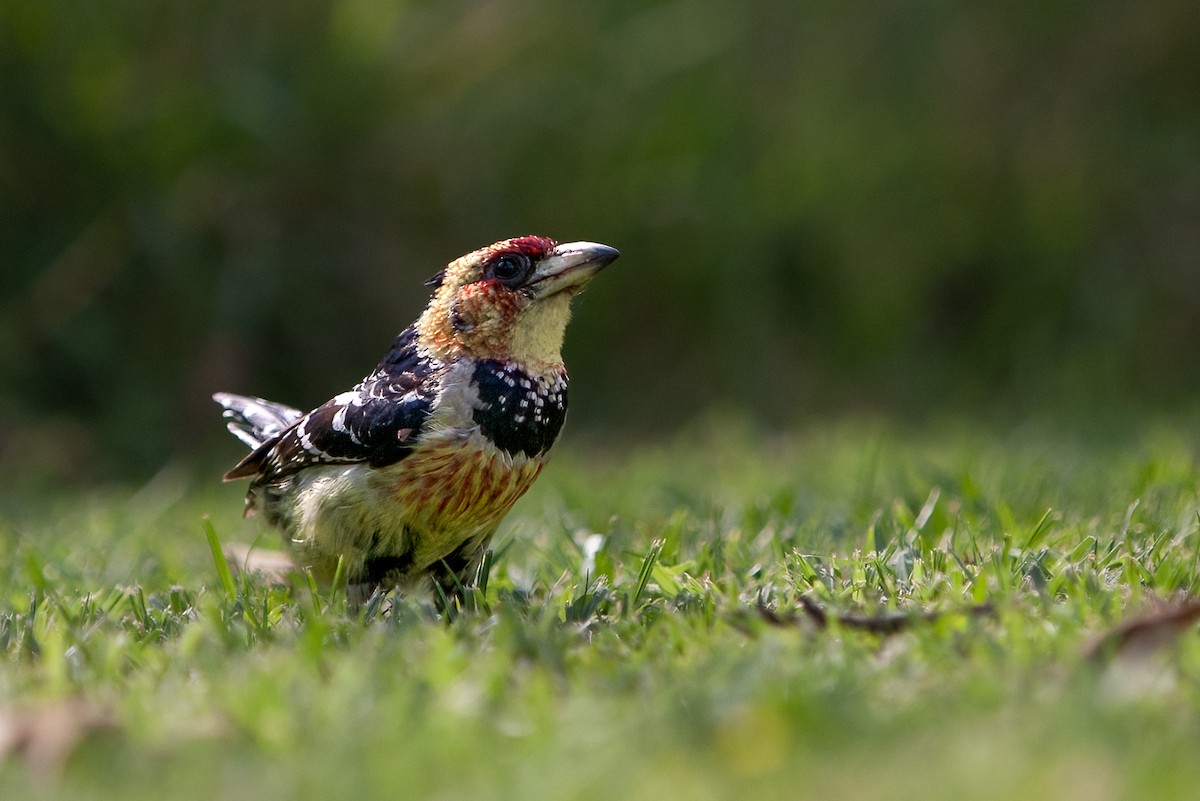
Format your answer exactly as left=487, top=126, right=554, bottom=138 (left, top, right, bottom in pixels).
left=416, top=236, right=619, bottom=372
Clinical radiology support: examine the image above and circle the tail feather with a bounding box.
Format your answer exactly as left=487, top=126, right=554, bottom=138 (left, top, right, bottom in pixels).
left=213, top=392, right=303, bottom=450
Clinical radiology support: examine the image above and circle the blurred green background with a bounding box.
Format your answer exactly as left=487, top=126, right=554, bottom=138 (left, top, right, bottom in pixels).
left=2, top=0, right=1198, bottom=481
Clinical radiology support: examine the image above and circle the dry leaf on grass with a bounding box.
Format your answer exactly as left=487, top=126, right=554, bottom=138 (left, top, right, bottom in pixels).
left=0, top=699, right=117, bottom=781
left=222, top=542, right=296, bottom=584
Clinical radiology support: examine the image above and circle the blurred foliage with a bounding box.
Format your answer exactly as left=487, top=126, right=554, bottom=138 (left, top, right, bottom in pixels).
left=1, top=0, right=1198, bottom=479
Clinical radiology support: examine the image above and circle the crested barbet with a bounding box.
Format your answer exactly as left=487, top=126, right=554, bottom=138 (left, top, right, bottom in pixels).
left=214, top=236, right=618, bottom=598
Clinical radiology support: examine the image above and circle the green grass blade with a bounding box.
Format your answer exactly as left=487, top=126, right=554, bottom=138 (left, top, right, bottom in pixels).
left=632, top=539, right=663, bottom=608
left=203, top=517, right=238, bottom=598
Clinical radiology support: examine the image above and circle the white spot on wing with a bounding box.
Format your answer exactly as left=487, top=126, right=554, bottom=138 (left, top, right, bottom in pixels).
left=332, top=404, right=363, bottom=445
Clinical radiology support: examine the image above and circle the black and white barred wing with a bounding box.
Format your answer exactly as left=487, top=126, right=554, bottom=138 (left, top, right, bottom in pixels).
left=218, top=325, right=436, bottom=483
left=221, top=379, right=435, bottom=482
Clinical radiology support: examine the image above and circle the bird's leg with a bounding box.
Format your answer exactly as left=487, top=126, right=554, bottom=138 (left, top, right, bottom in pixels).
left=429, top=544, right=490, bottom=612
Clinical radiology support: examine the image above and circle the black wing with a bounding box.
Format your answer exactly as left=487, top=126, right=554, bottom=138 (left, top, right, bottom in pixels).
left=223, top=326, right=437, bottom=482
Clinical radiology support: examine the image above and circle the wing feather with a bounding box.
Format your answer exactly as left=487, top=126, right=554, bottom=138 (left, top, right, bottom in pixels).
left=222, top=326, right=436, bottom=482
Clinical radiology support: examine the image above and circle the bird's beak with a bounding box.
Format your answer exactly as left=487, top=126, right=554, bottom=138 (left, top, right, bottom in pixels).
left=527, top=241, right=619, bottom=298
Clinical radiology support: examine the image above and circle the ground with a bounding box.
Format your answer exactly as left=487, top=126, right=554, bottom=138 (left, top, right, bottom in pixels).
left=3, top=415, right=1200, bottom=800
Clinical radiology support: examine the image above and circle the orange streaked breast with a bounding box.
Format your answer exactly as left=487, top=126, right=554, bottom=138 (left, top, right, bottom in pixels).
left=387, top=436, right=546, bottom=535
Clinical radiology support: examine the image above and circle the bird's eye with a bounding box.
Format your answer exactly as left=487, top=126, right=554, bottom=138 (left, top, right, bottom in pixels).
left=489, top=254, right=532, bottom=286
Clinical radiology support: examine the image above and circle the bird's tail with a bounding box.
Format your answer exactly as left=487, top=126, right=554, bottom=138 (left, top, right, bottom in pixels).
left=212, top=392, right=303, bottom=449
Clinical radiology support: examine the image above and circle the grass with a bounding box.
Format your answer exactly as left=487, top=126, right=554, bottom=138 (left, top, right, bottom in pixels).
left=3, top=415, right=1200, bottom=800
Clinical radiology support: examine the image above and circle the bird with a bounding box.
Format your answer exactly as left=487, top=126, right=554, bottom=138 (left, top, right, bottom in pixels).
left=213, top=236, right=618, bottom=600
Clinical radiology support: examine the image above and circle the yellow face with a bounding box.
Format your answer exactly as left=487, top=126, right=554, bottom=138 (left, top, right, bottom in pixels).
left=416, top=237, right=618, bottom=373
